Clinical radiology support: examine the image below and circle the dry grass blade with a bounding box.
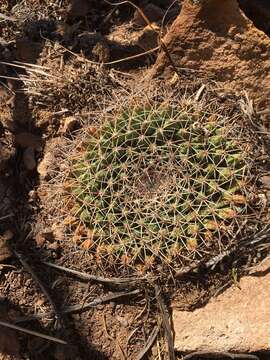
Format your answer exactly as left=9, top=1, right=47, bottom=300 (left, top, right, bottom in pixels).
left=0, top=75, right=55, bottom=83
left=58, top=42, right=160, bottom=66
left=135, top=324, right=161, bottom=360
left=0, top=320, right=67, bottom=345
left=155, top=285, right=175, bottom=360
left=0, top=61, right=54, bottom=76
left=43, top=261, right=145, bottom=287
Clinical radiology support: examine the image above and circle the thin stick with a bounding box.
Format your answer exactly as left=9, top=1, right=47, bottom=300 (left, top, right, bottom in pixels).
left=0, top=320, right=67, bottom=345
left=59, top=43, right=160, bottom=66
left=0, top=75, right=55, bottom=83
left=0, top=61, right=55, bottom=76
left=61, top=289, right=140, bottom=314
left=43, top=261, right=145, bottom=286
left=182, top=351, right=259, bottom=360
left=155, top=285, right=175, bottom=360
left=15, top=252, right=61, bottom=321
left=135, top=325, right=160, bottom=360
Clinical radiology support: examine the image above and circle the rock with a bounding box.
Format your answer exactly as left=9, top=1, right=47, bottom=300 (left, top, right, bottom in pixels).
left=47, top=242, right=59, bottom=251
left=15, top=132, right=43, bottom=151
left=151, top=0, right=270, bottom=101
left=35, top=232, right=46, bottom=248
left=23, top=147, right=36, bottom=171
left=37, top=152, right=54, bottom=179
left=60, top=116, right=79, bottom=134
left=51, top=223, right=65, bottom=242
left=37, top=137, right=63, bottom=179
left=260, top=175, right=270, bottom=189
left=173, top=258, right=270, bottom=353
left=133, top=4, right=165, bottom=26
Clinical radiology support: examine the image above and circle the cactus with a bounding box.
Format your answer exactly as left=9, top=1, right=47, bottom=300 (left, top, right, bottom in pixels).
left=70, top=104, right=250, bottom=272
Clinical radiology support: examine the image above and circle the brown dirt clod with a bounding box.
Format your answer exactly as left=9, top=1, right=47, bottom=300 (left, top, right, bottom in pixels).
left=152, top=0, right=270, bottom=109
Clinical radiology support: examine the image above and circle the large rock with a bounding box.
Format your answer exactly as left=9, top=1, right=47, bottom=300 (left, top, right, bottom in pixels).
left=173, top=259, right=270, bottom=353
left=151, top=0, right=270, bottom=107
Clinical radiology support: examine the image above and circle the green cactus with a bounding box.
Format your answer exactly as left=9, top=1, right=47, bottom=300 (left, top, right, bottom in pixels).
left=70, top=105, right=251, bottom=271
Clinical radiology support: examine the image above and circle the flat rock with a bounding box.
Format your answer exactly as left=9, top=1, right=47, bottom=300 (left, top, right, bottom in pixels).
left=173, top=259, right=270, bottom=353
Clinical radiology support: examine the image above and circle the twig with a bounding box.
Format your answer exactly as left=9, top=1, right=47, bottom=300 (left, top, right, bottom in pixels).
left=135, top=324, right=160, bottom=360
left=0, top=75, right=55, bottom=83
left=117, top=340, right=127, bottom=360
left=0, top=61, right=56, bottom=77
left=58, top=43, right=160, bottom=66
left=15, top=252, right=61, bottom=322
left=42, top=261, right=145, bottom=287
left=181, top=351, right=259, bottom=360
left=15, top=289, right=140, bottom=322
left=155, top=285, right=175, bottom=360
left=102, top=314, right=114, bottom=341
left=195, top=84, right=206, bottom=101
left=61, top=289, right=140, bottom=314
left=0, top=60, right=51, bottom=71
left=0, top=320, right=66, bottom=345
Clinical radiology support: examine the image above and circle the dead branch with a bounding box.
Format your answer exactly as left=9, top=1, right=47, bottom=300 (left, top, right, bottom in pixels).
left=43, top=260, right=145, bottom=287
left=181, top=351, right=259, bottom=360
left=135, top=324, right=160, bottom=360
left=155, top=285, right=176, bottom=360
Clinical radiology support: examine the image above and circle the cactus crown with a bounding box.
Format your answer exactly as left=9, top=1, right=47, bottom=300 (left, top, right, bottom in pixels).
left=70, top=102, right=251, bottom=272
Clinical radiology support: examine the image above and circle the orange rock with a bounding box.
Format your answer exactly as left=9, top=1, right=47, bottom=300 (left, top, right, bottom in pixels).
left=173, top=258, right=270, bottom=353
left=151, top=0, right=270, bottom=103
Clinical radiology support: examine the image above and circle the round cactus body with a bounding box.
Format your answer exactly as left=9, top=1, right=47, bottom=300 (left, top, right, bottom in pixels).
left=70, top=105, right=250, bottom=271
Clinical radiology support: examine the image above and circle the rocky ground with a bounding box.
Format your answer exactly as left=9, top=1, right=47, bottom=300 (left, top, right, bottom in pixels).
left=0, top=0, right=270, bottom=359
